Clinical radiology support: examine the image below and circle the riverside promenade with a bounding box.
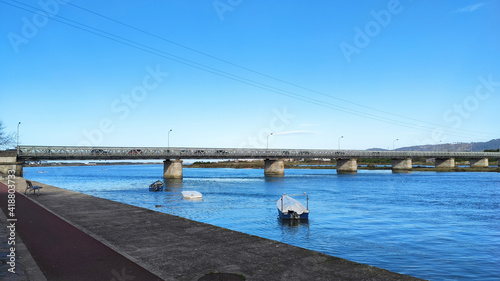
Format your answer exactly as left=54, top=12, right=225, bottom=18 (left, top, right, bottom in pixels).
left=0, top=178, right=423, bottom=281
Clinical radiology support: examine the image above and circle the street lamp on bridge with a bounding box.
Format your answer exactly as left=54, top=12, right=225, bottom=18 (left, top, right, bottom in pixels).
left=168, top=129, right=173, bottom=149
left=267, top=133, right=273, bottom=149
left=393, top=138, right=399, bottom=150
left=338, top=136, right=343, bottom=150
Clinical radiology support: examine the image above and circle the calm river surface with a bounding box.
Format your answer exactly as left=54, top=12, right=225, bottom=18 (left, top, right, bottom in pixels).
left=25, top=165, right=500, bottom=280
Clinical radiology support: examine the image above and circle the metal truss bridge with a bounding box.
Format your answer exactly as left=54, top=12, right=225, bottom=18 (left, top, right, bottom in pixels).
left=17, top=146, right=500, bottom=161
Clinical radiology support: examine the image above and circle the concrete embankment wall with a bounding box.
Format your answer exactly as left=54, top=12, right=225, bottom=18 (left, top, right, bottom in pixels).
left=13, top=179, right=423, bottom=281
left=0, top=150, right=22, bottom=176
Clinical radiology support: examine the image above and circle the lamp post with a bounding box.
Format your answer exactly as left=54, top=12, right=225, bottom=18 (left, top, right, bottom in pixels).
left=267, top=133, right=273, bottom=149
left=393, top=138, right=399, bottom=150
left=338, top=136, right=343, bottom=150
left=167, top=129, right=172, bottom=149
left=16, top=122, right=21, bottom=154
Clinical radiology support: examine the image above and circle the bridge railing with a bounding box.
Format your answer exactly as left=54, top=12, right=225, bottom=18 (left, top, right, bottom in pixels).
left=17, top=146, right=500, bottom=160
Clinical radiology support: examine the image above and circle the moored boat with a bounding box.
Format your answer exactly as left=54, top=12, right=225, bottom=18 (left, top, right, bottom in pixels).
left=182, top=190, right=202, bottom=199
left=149, top=180, right=164, bottom=192
left=277, top=193, right=309, bottom=220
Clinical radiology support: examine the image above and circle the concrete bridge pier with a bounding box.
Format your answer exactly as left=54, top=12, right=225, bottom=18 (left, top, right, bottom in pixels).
left=336, top=158, right=357, bottom=174
left=0, top=151, right=23, bottom=177
left=163, top=159, right=183, bottom=179
left=470, top=158, right=489, bottom=168
left=264, top=159, right=285, bottom=177
left=391, top=158, right=412, bottom=173
left=435, top=158, right=455, bottom=168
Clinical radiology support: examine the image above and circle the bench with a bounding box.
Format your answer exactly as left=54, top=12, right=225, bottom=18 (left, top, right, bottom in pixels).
left=25, top=180, right=43, bottom=195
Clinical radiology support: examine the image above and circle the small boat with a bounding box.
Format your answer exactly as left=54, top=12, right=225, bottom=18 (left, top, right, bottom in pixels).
left=277, top=193, right=309, bottom=220
left=149, top=180, right=164, bottom=192
left=182, top=190, right=202, bottom=199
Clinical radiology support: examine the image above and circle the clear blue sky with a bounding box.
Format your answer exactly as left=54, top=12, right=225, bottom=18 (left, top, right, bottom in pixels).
left=1, top=0, right=499, bottom=150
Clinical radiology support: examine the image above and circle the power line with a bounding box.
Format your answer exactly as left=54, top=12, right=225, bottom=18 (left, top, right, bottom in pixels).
left=1, top=0, right=496, bottom=140
left=61, top=1, right=496, bottom=138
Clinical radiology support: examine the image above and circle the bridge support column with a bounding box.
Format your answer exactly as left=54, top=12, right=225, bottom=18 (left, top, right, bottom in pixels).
left=0, top=151, right=23, bottom=177
left=391, top=158, right=412, bottom=173
left=264, top=159, right=284, bottom=177
left=336, top=158, right=357, bottom=174
left=435, top=158, right=455, bottom=168
left=470, top=158, right=489, bottom=168
left=163, top=159, right=183, bottom=179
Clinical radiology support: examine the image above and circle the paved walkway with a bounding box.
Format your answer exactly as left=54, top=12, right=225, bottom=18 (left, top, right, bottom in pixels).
left=1, top=178, right=424, bottom=281
left=0, top=209, right=30, bottom=281
left=0, top=181, right=162, bottom=281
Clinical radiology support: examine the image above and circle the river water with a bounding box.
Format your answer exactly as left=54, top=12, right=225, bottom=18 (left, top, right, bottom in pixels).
left=24, top=165, right=500, bottom=280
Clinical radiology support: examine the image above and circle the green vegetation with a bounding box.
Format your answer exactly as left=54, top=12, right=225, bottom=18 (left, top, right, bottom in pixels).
left=189, top=161, right=263, bottom=169
left=187, top=159, right=499, bottom=172
left=413, top=167, right=498, bottom=173
left=357, top=158, right=391, bottom=165
left=192, top=161, right=214, bottom=165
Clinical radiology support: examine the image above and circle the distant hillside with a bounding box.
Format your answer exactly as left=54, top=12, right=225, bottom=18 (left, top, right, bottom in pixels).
left=391, top=139, right=500, bottom=152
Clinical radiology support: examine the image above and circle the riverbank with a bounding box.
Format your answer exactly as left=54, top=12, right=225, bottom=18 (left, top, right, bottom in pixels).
left=188, top=160, right=500, bottom=172
left=27, top=160, right=499, bottom=173
left=0, top=178, right=423, bottom=281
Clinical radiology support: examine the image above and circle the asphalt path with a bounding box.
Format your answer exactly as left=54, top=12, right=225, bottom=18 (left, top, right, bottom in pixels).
left=0, top=181, right=163, bottom=281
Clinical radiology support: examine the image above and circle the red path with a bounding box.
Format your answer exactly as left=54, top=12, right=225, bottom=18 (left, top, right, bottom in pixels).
left=0, top=182, right=163, bottom=281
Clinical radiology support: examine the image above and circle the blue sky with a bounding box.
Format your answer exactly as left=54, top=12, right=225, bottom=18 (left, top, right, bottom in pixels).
left=1, top=0, right=499, bottom=150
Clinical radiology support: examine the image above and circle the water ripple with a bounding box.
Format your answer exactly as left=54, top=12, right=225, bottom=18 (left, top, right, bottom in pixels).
left=25, top=165, right=500, bottom=280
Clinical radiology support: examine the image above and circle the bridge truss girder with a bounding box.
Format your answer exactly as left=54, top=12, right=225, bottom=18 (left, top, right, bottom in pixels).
left=17, top=146, right=500, bottom=161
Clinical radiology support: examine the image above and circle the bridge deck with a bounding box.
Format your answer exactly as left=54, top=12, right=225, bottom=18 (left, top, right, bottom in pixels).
left=17, top=146, right=500, bottom=161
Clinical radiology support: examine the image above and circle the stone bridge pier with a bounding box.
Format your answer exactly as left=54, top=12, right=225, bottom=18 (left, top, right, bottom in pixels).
left=336, top=158, right=357, bottom=174
left=470, top=158, right=489, bottom=168
left=264, top=159, right=285, bottom=177
left=391, top=158, right=412, bottom=173
left=435, top=158, right=455, bottom=168
left=163, top=159, right=183, bottom=179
